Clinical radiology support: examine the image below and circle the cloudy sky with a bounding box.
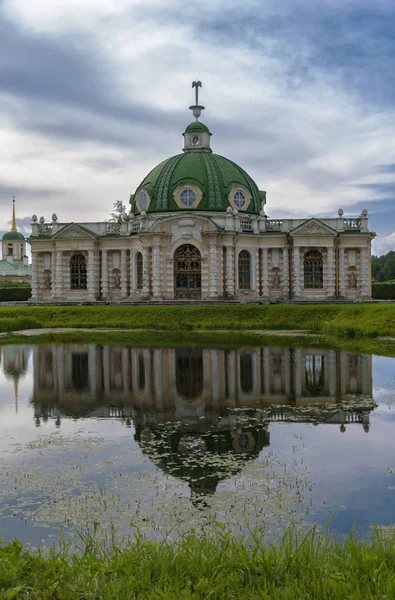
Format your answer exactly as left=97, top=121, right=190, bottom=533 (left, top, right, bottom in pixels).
left=1, top=0, right=394, bottom=255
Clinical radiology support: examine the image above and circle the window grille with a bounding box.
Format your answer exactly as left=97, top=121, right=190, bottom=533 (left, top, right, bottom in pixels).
left=70, top=253, right=87, bottom=289
left=303, top=249, right=323, bottom=289
left=238, top=250, right=251, bottom=289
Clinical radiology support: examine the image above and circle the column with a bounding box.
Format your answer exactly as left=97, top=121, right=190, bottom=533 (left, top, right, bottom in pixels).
left=54, top=250, right=63, bottom=299
left=88, top=345, right=97, bottom=397
left=261, top=247, right=269, bottom=297
left=101, top=249, right=109, bottom=300
left=209, top=242, right=218, bottom=298
left=31, top=251, right=39, bottom=300
left=263, top=347, right=271, bottom=396
left=338, top=247, right=345, bottom=297
left=225, top=245, right=235, bottom=297
left=50, top=250, right=56, bottom=299
left=226, top=350, right=237, bottom=402
left=211, top=349, right=220, bottom=406
left=328, top=350, right=337, bottom=398
left=87, top=249, right=96, bottom=301
left=326, top=246, right=335, bottom=297
left=360, top=247, right=369, bottom=297
left=102, top=346, right=110, bottom=396
left=121, top=249, right=128, bottom=299
left=294, top=348, right=302, bottom=399
left=152, top=245, right=162, bottom=299
left=142, top=247, right=150, bottom=297
left=282, top=247, right=290, bottom=300
left=122, top=348, right=129, bottom=396
left=293, top=246, right=301, bottom=298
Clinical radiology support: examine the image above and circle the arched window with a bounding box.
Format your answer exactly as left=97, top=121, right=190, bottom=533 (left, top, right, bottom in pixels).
left=136, top=252, right=143, bottom=290
left=7, top=244, right=12, bottom=256
left=70, top=253, right=87, bottom=289
left=238, top=250, right=251, bottom=289
left=303, top=250, right=323, bottom=289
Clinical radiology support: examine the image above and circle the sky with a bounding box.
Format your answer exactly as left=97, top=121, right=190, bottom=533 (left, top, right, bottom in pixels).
left=0, top=0, right=395, bottom=255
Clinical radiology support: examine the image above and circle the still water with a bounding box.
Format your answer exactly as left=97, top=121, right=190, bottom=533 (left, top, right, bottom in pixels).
left=0, top=342, right=394, bottom=545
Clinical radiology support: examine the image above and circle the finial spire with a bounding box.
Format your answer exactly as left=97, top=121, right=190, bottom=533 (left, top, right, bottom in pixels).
left=189, top=80, right=205, bottom=121
left=11, top=196, right=17, bottom=232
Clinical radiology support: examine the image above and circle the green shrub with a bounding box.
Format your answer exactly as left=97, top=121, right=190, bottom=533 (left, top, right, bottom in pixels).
left=372, top=283, right=395, bottom=299
left=0, top=287, right=32, bottom=302
left=0, top=280, right=31, bottom=288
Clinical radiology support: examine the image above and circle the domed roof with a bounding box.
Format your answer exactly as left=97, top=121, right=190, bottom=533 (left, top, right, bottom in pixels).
left=2, top=231, right=25, bottom=241
left=130, top=84, right=266, bottom=216
left=131, top=151, right=263, bottom=215
left=184, top=121, right=210, bottom=133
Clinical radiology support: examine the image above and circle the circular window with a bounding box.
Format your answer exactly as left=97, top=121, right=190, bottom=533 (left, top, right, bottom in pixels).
left=233, top=191, right=246, bottom=209
left=192, top=135, right=200, bottom=146
left=139, top=191, right=149, bottom=211
left=180, top=188, right=197, bottom=207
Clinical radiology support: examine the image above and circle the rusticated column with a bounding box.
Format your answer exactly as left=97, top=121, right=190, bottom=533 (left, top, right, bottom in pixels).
left=225, top=244, right=235, bottom=297
left=360, top=247, right=369, bottom=297
left=282, top=246, right=290, bottom=299
left=152, top=245, right=162, bottom=299
left=338, top=247, right=345, bottom=297
left=326, top=246, right=335, bottom=297
left=142, top=247, right=150, bottom=297
left=261, top=247, right=269, bottom=297
left=209, top=242, right=218, bottom=298
left=121, top=249, right=128, bottom=299
left=293, top=246, right=301, bottom=298
left=101, top=249, right=108, bottom=300
left=54, top=250, right=63, bottom=299
left=87, top=249, right=96, bottom=301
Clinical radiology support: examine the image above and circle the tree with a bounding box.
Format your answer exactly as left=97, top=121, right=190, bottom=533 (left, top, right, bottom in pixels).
left=372, top=250, right=395, bottom=282
left=109, top=200, right=128, bottom=223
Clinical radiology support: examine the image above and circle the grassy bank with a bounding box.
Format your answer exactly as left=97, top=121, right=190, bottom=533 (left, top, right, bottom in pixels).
left=2, top=528, right=395, bottom=599
left=0, top=304, right=395, bottom=337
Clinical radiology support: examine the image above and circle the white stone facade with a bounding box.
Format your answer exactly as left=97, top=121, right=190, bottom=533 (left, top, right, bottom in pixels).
left=29, top=210, right=375, bottom=302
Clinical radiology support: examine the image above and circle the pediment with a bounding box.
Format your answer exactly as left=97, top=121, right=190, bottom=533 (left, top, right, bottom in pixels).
left=52, top=223, right=99, bottom=241
left=291, top=219, right=337, bottom=237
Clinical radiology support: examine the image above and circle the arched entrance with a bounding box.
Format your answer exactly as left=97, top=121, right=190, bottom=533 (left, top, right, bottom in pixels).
left=174, top=244, right=202, bottom=299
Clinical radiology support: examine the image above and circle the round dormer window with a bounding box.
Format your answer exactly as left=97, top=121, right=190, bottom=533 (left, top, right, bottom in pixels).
left=233, top=191, right=246, bottom=209
left=192, top=135, right=200, bottom=146
left=180, top=188, right=197, bottom=207
left=139, top=191, right=149, bottom=211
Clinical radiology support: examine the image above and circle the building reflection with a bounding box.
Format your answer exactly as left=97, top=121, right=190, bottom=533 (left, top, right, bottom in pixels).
left=29, top=344, right=373, bottom=496
left=0, top=345, right=31, bottom=412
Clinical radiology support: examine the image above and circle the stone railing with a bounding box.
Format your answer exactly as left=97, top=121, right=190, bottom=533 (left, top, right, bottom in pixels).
left=240, top=218, right=253, bottom=232
left=130, top=219, right=141, bottom=233
left=343, top=218, right=361, bottom=230
left=266, top=220, right=282, bottom=231
left=37, top=223, right=53, bottom=235
left=105, top=222, right=121, bottom=234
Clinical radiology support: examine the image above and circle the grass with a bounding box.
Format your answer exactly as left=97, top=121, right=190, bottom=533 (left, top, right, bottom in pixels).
left=2, top=527, right=395, bottom=599
left=0, top=304, right=394, bottom=337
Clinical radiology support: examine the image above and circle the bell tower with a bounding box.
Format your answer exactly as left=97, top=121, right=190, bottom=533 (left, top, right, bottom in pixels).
left=1, top=197, right=27, bottom=263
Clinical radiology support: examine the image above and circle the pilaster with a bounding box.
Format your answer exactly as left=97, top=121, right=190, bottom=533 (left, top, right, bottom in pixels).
left=152, top=245, right=162, bottom=299
left=142, top=247, right=150, bottom=297
left=54, top=250, right=63, bottom=299
left=360, top=247, right=369, bottom=297
left=31, top=251, right=39, bottom=300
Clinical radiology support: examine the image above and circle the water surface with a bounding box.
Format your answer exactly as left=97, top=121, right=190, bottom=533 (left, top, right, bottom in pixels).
left=0, top=343, right=394, bottom=545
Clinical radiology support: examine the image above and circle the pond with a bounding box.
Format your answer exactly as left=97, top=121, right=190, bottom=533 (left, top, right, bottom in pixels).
left=0, top=341, right=394, bottom=546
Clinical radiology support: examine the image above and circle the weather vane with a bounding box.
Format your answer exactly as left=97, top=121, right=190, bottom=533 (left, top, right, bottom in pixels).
left=192, top=80, right=202, bottom=106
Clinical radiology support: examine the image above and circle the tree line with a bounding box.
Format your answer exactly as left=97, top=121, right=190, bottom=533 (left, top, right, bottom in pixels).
left=372, top=251, right=395, bottom=282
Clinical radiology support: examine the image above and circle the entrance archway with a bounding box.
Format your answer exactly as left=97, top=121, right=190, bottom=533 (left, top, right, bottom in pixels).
left=174, top=244, right=202, bottom=299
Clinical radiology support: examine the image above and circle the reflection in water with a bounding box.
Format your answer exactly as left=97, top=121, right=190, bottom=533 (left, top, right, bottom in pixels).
left=23, top=344, right=375, bottom=498
left=0, top=345, right=30, bottom=413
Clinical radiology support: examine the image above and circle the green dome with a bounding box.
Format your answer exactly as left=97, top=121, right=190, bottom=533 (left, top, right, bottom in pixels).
left=131, top=151, right=262, bottom=215
left=2, top=231, right=25, bottom=241
left=184, top=121, right=210, bottom=133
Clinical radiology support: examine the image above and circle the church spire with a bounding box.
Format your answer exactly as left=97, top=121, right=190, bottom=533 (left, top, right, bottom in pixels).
left=10, top=196, right=17, bottom=232
left=183, top=81, right=212, bottom=153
